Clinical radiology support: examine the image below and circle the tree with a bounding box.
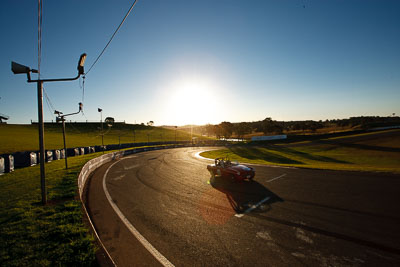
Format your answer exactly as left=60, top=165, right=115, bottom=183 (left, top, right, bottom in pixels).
left=205, top=124, right=215, bottom=137
left=147, top=121, right=154, bottom=126
left=234, top=122, right=252, bottom=139
left=214, top=124, right=223, bottom=139
left=220, top=121, right=234, bottom=139
left=259, top=117, right=275, bottom=135
left=104, top=117, right=114, bottom=128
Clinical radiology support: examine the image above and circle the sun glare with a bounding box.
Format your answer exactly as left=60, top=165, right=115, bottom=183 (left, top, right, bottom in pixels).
left=162, top=77, right=223, bottom=125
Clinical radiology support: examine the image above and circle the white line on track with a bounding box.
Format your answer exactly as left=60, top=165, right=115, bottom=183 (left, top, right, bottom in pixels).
left=235, top=196, right=271, bottom=218
left=267, top=173, right=287, bottom=183
left=194, top=151, right=215, bottom=161
left=103, top=160, right=175, bottom=267
left=194, top=150, right=297, bottom=169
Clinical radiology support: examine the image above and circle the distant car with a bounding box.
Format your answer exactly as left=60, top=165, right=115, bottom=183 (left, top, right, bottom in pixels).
left=207, top=157, right=255, bottom=182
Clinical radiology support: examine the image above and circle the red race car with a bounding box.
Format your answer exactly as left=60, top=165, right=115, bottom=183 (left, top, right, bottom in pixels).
left=207, top=157, right=255, bottom=182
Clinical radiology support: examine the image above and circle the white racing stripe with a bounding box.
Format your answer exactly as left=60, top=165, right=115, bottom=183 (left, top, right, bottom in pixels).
left=235, top=196, right=271, bottom=218
left=103, top=160, right=175, bottom=267
left=267, top=173, right=287, bottom=183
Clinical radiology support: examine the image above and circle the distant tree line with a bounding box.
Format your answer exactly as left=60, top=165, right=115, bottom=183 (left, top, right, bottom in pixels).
left=192, top=116, right=400, bottom=139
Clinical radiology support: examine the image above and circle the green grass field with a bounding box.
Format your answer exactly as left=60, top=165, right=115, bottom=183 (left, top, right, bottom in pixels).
left=0, top=123, right=204, bottom=154
left=201, top=129, right=400, bottom=173
left=0, top=152, right=103, bottom=266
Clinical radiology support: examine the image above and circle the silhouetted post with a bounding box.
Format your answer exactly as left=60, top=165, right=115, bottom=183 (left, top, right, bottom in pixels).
left=55, top=102, right=82, bottom=170
left=98, top=108, right=104, bottom=153
left=62, top=118, right=68, bottom=169
left=191, top=125, right=193, bottom=145
left=37, top=80, right=46, bottom=204
left=175, top=126, right=177, bottom=144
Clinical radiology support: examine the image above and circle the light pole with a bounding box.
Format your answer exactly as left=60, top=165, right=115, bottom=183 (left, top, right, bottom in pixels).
left=12, top=53, right=86, bottom=205
left=191, top=124, right=193, bottom=145
left=55, top=102, right=83, bottom=169
left=175, top=126, right=177, bottom=144
left=98, top=108, right=104, bottom=152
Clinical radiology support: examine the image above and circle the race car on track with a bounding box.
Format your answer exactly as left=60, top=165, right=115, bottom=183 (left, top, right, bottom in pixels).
left=207, top=157, right=255, bottom=182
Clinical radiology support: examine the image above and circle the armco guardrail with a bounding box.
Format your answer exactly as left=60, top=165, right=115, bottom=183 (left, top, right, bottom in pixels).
left=5, top=140, right=227, bottom=172
left=78, top=145, right=182, bottom=266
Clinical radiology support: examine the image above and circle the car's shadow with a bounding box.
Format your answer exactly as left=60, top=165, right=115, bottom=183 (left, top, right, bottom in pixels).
left=209, top=177, right=283, bottom=214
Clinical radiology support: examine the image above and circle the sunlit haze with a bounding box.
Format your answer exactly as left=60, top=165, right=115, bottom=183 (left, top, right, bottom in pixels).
left=1, top=0, right=399, bottom=125
left=160, top=76, right=226, bottom=125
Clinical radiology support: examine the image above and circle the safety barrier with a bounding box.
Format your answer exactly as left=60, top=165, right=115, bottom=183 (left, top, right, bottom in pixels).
left=0, top=157, right=4, bottom=175
left=5, top=140, right=227, bottom=172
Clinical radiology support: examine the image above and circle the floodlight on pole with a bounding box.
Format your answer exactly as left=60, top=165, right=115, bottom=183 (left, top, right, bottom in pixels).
left=11, top=53, right=86, bottom=205
left=175, top=126, right=177, bottom=144
left=55, top=102, right=83, bottom=170
left=78, top=54, right=87, bottom=75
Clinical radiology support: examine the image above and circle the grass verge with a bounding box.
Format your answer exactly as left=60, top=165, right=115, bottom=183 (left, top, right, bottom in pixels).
left=200, top=130, right=400, bottom=173
left=0, top=152, right=102, bottom=266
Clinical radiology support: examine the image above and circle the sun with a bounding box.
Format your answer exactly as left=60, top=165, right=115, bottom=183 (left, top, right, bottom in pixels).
left=162, top=77, right=223, bottom=125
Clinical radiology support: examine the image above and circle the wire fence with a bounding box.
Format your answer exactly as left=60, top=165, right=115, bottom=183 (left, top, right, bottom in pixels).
left=30, top=120, right=127, bottom=124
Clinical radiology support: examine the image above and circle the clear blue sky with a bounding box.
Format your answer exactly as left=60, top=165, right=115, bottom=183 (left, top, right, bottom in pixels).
left=1, top=0, right=399, bottom=125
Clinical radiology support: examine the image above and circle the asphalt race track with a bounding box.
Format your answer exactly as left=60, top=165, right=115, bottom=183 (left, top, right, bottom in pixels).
left=86, top=147, right=400, bottom=266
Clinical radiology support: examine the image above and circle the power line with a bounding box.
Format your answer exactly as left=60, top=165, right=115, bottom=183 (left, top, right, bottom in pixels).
left=43, top=88, right=56, bottom=113
left=85, top=0, right=138, bottom=75
left=38, top=0, right=43, bottom=78
left=39, top=0, right=57, bottom=119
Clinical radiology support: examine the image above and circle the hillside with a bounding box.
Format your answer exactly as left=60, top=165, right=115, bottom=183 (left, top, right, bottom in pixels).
left=0, top=123, right=208, bottom=154
left=200, top=129, right=400, bottom=173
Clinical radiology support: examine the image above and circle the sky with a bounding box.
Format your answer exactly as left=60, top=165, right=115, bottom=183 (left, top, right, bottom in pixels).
left=1, top=0, right=399, bottom=126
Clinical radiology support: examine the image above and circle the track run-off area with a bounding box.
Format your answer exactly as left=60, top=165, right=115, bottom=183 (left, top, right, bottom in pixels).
left=85, top=147, right=400, bottom=266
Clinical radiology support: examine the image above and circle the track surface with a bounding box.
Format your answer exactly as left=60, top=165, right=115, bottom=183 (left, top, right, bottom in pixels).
left=86, top=147, right=400, bottom=266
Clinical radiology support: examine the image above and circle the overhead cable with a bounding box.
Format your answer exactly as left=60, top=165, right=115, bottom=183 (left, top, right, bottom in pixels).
left=38, top=0, right=43, bottom=78
left=85, top=0, right=138, bottom=75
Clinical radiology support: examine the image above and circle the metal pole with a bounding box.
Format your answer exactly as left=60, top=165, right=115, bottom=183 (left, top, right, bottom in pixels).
left=191, top=125, right=193, bottom=145
left=62, top=118, right=68, bottom=169
left=101, top=111, right=104, bottom=153
left=37, top=81, right=46, bottom=205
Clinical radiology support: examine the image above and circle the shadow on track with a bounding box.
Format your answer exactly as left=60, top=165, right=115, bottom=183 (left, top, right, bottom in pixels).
left=209, top=177, right=283, bottom=214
